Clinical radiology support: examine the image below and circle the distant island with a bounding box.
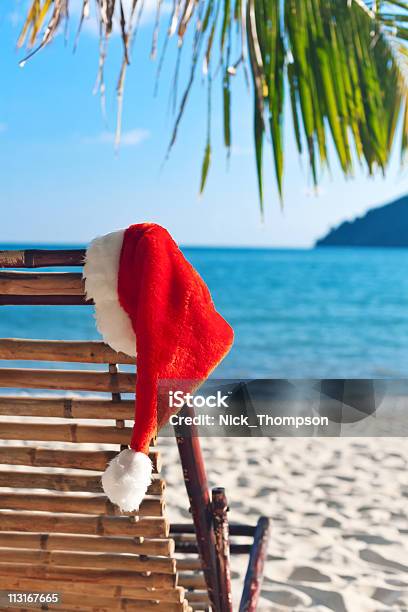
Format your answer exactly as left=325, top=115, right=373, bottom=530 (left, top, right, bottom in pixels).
left=316, top=195, right=408, bottom=247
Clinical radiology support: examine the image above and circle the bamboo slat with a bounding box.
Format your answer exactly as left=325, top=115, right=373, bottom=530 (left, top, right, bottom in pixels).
left=171, top=523, right=256, bottom=537
left=33, top=595, right=190, bottom=612
left=0, top=368, right=135, bottom=392
left=0, top=577, right=185, bottom=603
left=0, top=511, right=169, bottom=537
left=0, top=446, right=160, bottom=472
left=0, top=492, right=163, bottom=516
left=0, top=564, right=176, bottom=588
left=0, top=471, right=164, bottom=495
left=190, top=604, right=209, bottom=611
left=178, top=574, right=206, bottom=589
left=174, top=539, right=252, bottom=554
left=182, top=592, right=210, bottom=604
left=175, top=559, right=203, bottom=571
left=0, top=339, right=135, bottom=364
left=0, top=295, right=90, bottom=305
left=174, top=540, right=252, bottom=555
left=0, top=533, right=174, bottom=556
left=0, top=249, right=86, bottom=268
left=0, top=548, right=176, bottom=574
left=0, top=272, right=84, bottom=296
left=0, top=422, right=134, bottom=444
left=26, top=603, right=190, bottom=612
left=0, top=396, right=134, bottom=419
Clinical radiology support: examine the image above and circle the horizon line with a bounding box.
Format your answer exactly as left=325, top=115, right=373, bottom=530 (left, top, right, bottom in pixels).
left=0, top=241, right=315, bottom=250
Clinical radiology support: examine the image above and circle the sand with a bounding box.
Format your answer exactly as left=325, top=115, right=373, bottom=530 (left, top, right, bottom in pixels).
left=160, top=436, right=408, bottom=611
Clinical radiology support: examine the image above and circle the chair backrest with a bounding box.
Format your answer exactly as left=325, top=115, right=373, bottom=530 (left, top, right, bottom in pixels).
left=0, top=249, right=192, bottom=612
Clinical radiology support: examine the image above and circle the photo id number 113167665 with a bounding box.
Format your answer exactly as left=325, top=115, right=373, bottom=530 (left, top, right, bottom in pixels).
left=0, top=592, right=61, bottom=607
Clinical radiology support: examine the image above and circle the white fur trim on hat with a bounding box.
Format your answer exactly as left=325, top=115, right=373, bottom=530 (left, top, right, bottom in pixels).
left=101, top=449, right=153, bottom=512
left=83, top=229, right=137, bottom=357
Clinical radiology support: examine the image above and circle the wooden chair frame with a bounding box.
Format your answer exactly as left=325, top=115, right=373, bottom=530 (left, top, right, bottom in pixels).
left=0, top=248, right=271, bottom=612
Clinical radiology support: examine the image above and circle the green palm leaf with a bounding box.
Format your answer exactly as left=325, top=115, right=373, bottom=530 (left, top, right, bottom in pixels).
left=18, top=0, right=408, bottom=210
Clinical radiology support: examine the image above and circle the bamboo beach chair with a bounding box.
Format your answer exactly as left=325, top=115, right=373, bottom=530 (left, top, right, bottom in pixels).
left=0, top=248, right=271, bottom=612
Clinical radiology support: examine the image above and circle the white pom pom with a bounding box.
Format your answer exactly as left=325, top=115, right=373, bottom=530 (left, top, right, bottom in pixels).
left=101, top=449, right=153, bottom=512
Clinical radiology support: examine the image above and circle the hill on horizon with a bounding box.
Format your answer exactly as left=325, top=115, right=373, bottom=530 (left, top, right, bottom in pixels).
left=316, top=195, right=408, bottom=247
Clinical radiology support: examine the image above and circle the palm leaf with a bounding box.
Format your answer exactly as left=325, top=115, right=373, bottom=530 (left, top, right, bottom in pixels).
left=17, top=0, right=408, bottom=209
left=200, top=140, right=212, bottom=193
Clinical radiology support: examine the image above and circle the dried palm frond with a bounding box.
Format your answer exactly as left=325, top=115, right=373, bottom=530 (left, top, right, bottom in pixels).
left=19, top=0, right=408, bottom=209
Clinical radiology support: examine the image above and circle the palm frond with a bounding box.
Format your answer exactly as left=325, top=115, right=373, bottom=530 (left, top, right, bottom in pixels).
left=18, top=0, right=408, bottom=209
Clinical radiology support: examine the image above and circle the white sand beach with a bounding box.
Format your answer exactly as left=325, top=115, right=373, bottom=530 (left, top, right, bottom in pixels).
left=161, top=436, right=408, bottom=612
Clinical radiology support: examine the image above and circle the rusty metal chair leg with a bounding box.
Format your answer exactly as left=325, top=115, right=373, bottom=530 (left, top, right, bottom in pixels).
left=239, top=516, right=271, bottom=612
left=174, top=405, right=221, bottom=611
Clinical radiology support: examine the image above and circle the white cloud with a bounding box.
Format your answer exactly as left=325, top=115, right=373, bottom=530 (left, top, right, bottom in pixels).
left=84, top=128, right=150, bottom=147
left=120, top=129, right=150, bottom=146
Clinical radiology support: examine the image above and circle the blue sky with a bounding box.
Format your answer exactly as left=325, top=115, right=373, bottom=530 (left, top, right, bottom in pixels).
left=0, top=3, right=407, bottom=247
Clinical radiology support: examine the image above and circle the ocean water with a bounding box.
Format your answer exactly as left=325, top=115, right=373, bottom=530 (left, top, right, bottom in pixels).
left=2, top=245, right=408, bottom=379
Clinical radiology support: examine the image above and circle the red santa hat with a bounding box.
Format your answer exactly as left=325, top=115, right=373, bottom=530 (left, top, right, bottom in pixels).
left=83, top=223, right=234, bottom=512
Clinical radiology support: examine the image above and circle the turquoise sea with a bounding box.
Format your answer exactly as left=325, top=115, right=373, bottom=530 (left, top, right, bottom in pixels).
left=1, top=244, right=408, bottom=379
